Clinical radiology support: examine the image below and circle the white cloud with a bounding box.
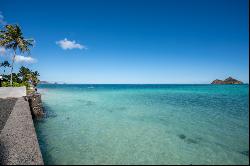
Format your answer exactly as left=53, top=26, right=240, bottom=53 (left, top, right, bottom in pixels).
left=0, top=11, right=7, bottom=25
left=15, top=55, right=36, bottom=63
left=56, top=38, right=87, bottom=50
left=0, top=47, right=6, bottom=55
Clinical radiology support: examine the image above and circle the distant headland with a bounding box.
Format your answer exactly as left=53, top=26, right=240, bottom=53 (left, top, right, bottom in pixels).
left=39, top=79, right=246, bottom=85
left=39, top=81, right=50, bottom=84
left=211, top=77, right=243, bottom=84
left=39, top=81, right=66, bottom=85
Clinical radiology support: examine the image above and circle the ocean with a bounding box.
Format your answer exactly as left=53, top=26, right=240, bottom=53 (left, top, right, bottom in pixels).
left=35, top=84, right=249, bottom=165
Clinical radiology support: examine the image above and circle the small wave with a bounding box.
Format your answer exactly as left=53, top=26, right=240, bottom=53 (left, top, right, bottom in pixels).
left=38, top=88, right=49, bottom=93
left=87, top=86, right=95, bottom=89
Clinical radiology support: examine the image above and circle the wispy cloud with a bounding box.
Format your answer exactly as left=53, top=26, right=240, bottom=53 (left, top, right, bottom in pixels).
left=0, top=47, right=6, bottom=55
left=0, top=48, right=36, bottom=63
left=0, top=11, right=7, bottom=25
left=56, top=38, right=87, bottom=50
left=15, top=55, right=36, bottom=63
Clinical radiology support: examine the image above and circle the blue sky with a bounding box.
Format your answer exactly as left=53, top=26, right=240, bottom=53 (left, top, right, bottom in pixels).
left=0, top=0, right=249, bottom=84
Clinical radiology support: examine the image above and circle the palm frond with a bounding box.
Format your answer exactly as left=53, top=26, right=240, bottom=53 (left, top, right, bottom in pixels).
left=0, top=24, right=34, bottom=53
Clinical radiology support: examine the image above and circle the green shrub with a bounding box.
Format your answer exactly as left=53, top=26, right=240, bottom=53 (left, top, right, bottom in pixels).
left=2, top=81, right=30, bottom=88
left=2, top=81, right=11, bottom=87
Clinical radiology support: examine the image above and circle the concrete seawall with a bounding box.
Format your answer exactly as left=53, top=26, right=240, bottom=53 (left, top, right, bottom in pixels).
left=0, top=97, right=44, bottom=165
left=0, top=87, right=26, bottom=98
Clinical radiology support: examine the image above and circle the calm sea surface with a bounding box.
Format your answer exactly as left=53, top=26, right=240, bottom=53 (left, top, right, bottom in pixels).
left=35, top=84, right=249, bottom=165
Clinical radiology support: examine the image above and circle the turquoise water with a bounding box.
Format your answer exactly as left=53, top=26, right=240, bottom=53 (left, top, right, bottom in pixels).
left=35, top=84, right=249, bottom=165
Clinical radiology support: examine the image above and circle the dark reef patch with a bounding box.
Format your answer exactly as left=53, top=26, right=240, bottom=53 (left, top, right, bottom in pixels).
left=178, top=134, right=186, bottom=140
left=185, top=138, right=198, bottom=144
left=85, top=101, right=95, bottom=106
left=77, top=99, right=95, bottom=106
left=116, top=107, right=127, bottom=111
left=106, top=106, right=127, bottom=113
left=177, top=134, right=201, bottom=144
left=240, top=150, right=249, bottom=157
left=41, top=105, right=57, bottom=119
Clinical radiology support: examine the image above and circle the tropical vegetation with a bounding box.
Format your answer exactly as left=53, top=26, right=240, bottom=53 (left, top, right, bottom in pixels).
left=0, top=24, right=34, bottom=86
left=0, top=24, right=40, bottom=92
left=0, top=62, right=40, bottom=89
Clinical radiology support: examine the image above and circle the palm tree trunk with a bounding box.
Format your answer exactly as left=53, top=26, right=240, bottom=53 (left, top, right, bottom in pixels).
left=10, top=51, right=16, bottom=86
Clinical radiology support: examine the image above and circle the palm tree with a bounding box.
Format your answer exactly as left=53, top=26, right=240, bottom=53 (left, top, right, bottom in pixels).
left=0, top=24, right=34, bottom=86
left=31, top=71, right=40, bottom=87
left=18, top=66, right=31, bottom=82
left=0, top=60, right=10, bottom=73
left=18, top=66, right=40, bottom=89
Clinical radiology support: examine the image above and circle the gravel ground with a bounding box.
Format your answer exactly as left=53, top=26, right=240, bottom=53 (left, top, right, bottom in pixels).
left=0, top=97, right=44, bottom=165
left=0, top=98, right=18, bottom=133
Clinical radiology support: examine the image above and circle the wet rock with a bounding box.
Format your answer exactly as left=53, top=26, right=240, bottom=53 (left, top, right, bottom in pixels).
left=25, top=93, right=44, bottom=119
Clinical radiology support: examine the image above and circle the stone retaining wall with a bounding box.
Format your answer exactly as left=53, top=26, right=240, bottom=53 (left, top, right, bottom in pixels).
left=25, top=93, right=44, bottom=119
left=0, top=87, right=26, bottom=98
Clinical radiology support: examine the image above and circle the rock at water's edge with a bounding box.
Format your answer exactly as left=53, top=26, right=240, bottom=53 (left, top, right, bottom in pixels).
left=24, top=93, right=44, bottom=119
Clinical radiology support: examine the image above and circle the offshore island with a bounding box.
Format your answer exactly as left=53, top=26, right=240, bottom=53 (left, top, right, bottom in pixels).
left=0, top=0, right=249, bottom=165
left=211, top=77, right=244, bottom=84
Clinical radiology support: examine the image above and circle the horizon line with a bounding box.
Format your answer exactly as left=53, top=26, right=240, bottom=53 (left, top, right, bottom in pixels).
left=38, top=83, right=249, bottom=85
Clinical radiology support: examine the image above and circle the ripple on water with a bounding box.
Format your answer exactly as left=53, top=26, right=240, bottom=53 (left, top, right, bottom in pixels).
left=36, top=85, right=249, bottom=165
